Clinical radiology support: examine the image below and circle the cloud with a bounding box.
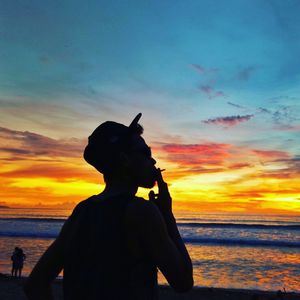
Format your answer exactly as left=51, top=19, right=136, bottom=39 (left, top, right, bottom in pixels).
left=275, top=124, right=300, bottom=131
left=276, top=156, right=300, bottom=172
left=272, top=105, right=298, bottom=124
left=162, top=166, right=225, bottom=181
left=0, top=127, right=85, bottom=160
left=161, top=143, right=231, bottom=167
left=269, top=95, right=299, bottom=103
left=0, top=163, right=92, bottom=181
left=0, top=97, right=96, bottom=138
left=236, top=66, right=257, bottom=81
left=198, top=85, right=225, bottom=99
left=257, top=107, right=272, bottom=114
left=247, top=155, right=300, bottom=180
left=203, top=114, right=254, bottom=126
left=0, top=127, right=101, bottom=207
left=190, top=64, right=219, bottom=75
left=252, top=149, right=290, bottom=159
left=227, top=102, right=246, bottom=109
left=228, top=191, right=264, bottom=199
left=191, top=64, right=206, bottom=74
left=227, top=163, right=252, bottom=169
left=0, top=148, right=32, bottom=155
left=257, top=105, right=299, bottom=129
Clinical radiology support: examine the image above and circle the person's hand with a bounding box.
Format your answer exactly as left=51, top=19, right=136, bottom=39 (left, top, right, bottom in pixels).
left=150, top=168, right=172, bottom=213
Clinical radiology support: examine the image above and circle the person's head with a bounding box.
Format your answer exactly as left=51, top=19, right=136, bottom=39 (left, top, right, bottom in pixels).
left=84, top=113, right=157, bottom=188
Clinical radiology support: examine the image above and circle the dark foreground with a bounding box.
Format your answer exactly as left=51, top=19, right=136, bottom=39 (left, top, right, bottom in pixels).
left=0, top=275, right=299, bottom=300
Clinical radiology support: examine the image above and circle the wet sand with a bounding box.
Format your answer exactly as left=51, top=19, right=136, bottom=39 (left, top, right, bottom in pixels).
left=1, top=275, right=299, bottom=300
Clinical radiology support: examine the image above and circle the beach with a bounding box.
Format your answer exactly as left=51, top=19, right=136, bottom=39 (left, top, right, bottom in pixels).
left=1, top=209, right=300, bottom=293
left=1, top=276, right=299, bottom=300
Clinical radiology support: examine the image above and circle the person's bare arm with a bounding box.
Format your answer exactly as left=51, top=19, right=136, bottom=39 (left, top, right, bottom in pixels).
left=134, top=199, right=193, bottom=293
left=153, top=169, right=193, bottom=288
left=24, top=217, right=73, bottom=300
left=23, top=240, right=63, bottom=299
left=155, top=169, right=193, bottom=265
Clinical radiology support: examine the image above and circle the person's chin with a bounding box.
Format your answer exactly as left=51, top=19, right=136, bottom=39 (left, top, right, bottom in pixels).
left=140, top=179, right=156, bottom=189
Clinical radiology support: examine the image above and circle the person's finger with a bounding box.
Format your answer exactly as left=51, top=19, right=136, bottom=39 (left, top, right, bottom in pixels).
left=156, top=168, right=164, bottom=182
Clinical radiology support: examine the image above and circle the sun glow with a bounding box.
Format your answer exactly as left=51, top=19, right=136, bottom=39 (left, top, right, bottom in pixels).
left=0, top=125, right=299, bottom=214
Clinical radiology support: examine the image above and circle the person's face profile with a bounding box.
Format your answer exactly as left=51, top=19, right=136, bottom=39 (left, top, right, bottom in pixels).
left=125, top=135, right=157, bottom=188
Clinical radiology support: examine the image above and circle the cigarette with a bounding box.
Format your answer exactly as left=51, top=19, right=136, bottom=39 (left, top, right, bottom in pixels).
left=160, top=169, right=166, bottom=172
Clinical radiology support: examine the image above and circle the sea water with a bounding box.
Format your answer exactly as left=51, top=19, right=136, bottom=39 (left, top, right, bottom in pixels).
left=0, top=208, right=299, bottom=292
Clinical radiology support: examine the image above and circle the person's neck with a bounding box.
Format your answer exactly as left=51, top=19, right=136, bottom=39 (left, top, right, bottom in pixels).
left=102, top=180, right=138, bottom=198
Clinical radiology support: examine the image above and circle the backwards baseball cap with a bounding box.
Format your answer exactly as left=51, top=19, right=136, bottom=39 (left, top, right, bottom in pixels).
left=83, top=113, right=143, bottom=174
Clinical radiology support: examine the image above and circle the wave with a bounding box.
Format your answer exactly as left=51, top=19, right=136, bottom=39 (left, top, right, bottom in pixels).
left=1, top=230, right=300, bottom=249
left=1, top=217, right=300, bottom=230
left=0, top=217, right=65, bottom=223
left=0, top=231, right=58, bottom=239
left=1, top=218, right=300, bottom=233
left=177, top=216, right=300, bottom=223
left=178, top=222, right=300, bottom=230
left=183, top=237, right=300, bottom=248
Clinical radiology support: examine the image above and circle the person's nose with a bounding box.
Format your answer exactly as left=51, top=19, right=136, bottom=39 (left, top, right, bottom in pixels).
left=151, top=157, right=156, bottom=165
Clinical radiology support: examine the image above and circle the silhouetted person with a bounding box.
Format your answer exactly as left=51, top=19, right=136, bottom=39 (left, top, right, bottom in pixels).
left=11, top=247, right=19, bottom=277
left=24, top=113, right=193, bottom=299
left=148, top=190, right=157, bottom=202
left=11, top=247, right=26, bottom=278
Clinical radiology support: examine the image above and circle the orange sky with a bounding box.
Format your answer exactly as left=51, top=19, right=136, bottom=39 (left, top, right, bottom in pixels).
left=0, top=126, right=299, bottom=215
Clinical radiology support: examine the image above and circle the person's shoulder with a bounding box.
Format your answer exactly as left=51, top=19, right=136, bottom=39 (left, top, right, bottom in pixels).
left=126, top=196, right=164, bottom=227
left=58, top=196, right=97, bottom=239
left=69, top=195, right=97, bottom=218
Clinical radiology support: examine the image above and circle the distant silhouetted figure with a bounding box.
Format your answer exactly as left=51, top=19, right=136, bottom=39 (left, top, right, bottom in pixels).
left=24, top=113, right=193, bottom=299
left=11, top=247, right=26, bottom=278
left=11, top=247, right=18, bottom=277
left=148, top=190, right=157, bottom=201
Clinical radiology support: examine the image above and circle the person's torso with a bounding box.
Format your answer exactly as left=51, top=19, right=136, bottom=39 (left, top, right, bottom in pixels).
left=63, top=194, right=158, bottom=300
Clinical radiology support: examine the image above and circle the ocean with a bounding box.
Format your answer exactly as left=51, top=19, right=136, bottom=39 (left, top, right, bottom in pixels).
left=0, top=207, right=299, bottom=292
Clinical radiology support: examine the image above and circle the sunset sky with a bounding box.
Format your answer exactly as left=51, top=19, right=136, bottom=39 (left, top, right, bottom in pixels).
left=0, top=1, right=299, bottom=213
